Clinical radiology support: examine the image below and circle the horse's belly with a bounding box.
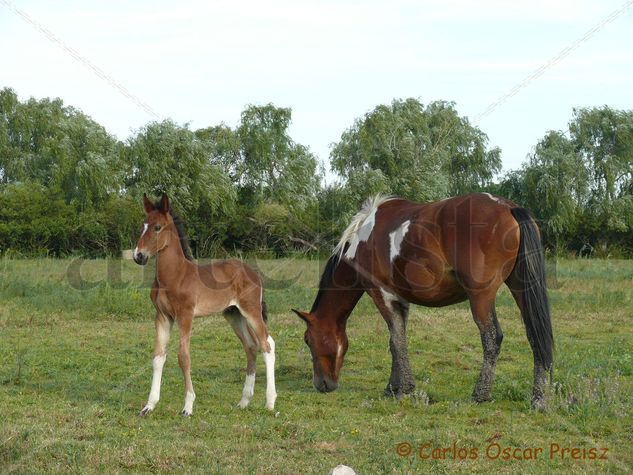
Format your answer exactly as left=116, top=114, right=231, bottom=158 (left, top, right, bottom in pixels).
left=393, top=260, right=467, bottom=307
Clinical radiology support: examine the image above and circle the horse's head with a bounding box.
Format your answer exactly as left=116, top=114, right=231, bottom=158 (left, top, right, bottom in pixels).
left=133, top=194, right=174, bottom=265
left=292, top=308, right=348, bottom=392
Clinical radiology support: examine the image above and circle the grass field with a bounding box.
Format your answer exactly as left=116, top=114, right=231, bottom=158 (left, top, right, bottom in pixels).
left=1, top=257, right=632, bottom=474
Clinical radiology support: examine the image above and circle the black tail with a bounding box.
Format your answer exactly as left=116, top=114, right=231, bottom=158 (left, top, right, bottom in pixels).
left=510, top=208, right=554, bottom=371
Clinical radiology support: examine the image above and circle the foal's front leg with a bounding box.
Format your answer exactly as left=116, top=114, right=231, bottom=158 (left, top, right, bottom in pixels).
left=141, top=313, right=173, bottom=416
left=177, top=315, right=196, bottom=416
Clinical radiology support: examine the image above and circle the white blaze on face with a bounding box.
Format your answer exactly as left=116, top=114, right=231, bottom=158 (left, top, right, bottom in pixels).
left=389, top=220, right=410, bottom=262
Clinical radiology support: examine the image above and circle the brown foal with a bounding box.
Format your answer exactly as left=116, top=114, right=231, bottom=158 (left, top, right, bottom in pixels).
left=134, top=194, right=276, bottom=416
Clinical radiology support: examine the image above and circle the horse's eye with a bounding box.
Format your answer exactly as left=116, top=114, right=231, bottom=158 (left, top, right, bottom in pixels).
left=154, top=224, right=161, bottom=232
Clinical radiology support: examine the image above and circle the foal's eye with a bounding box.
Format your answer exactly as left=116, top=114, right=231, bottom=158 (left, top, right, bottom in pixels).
left=153, top=224, right=161, bottom=232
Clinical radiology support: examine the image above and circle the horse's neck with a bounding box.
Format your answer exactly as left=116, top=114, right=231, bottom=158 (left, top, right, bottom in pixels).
left=313, top=260, right=364, bottom=325
left=155, top=233, right=191, bottom=288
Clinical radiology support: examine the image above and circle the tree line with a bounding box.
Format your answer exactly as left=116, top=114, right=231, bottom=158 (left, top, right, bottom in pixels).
left=1, top=87, right=632, bottom=258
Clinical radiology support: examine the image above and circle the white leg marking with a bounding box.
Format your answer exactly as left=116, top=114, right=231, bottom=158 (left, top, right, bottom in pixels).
left=238, top=373, right=256, bottom=408
left=182, top=390, right=196, bottom=416
left=263, top=335, right=277, bottom=410
left=142, top=354, right=166, bottom=414
left=380, top=287, right=400, bottom=313
left=389, top=220, right=410, bottom=262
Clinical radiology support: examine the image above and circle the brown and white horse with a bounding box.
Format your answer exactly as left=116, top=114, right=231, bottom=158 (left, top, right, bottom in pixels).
left=293, top=193, right=553, bottom=409
left=134, top=194, right=276, bottom=415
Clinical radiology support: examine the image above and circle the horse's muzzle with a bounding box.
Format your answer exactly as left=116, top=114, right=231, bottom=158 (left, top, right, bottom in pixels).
left=133, top=250, right=148, bottom=266
left=314, top=376, right=338, bottom=393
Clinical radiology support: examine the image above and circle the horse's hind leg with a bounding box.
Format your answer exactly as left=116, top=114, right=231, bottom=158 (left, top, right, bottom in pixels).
left=236, top=299, right=277, bottom=410
left=469, top=291, right=503, bottom=403
left=224, top=310, right=258, bottom=408
left=368, top=288, right=415, bottom=398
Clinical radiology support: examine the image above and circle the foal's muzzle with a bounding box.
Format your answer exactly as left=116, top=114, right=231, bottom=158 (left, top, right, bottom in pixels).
left=133, top=250, right=148, bottom=265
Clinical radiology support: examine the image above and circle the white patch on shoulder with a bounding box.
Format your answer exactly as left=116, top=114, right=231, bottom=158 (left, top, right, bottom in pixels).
left=389, top=220, right=410, bottom=262
left=483, top=192, right=501, bottom=203
left=334, top=195, right=393, bottom=261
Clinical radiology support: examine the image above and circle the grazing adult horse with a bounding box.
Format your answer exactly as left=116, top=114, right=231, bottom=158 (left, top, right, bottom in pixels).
left=293, top=193, right=553, bottom=409
left=134, top=194, right=276, bottom=415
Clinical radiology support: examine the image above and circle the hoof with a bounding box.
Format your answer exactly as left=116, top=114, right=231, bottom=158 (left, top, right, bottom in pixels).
left=384, top=383, right=416, bottom=399
left=140, top=405, right=153, bottom=416
left=237, top=399, right=250, bottom=409
left=472, top=395, right=492, bottom=403
left=531, top=397, right=546, bottom=412
left=180, top=409, right=192, bottom=417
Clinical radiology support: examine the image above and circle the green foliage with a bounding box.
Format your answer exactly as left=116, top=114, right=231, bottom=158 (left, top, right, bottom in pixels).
left=3, top=87, right=633, bottom=257
left=0, top=182, right=142, bottom=257
left=0, top=88, right=122, bottom=209
left=498, top=106, right=633, bottom=253
left=331, top=98, right=501, bottom=207
left=236, top=104, right=321, bottom=208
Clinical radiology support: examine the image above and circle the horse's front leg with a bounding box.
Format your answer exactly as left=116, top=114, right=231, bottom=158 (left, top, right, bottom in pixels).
left=177, top=314, right=196, bottom=416
left=141, top=312, right=173, bottom=416
left=369, top=289, right=415, bottom=398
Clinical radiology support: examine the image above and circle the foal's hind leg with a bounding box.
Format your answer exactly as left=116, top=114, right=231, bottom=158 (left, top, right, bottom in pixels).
left=236, top=300, right=277, bottom=410
left=368, top=288, right=416, bottom=398
left=224, top=311, right=258, bottom=408
left=469, top=291, right=503, bottom=403
left=177, top=313, right=196, bottom=416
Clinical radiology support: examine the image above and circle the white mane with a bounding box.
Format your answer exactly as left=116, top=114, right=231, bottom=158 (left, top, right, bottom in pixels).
left=334, top=194, right=394, bottom=260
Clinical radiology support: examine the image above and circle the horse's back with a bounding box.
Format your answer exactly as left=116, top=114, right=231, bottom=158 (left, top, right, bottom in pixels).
left=358, top=193, right=521, bottom=305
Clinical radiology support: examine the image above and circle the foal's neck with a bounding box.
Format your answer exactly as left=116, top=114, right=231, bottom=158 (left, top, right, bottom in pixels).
left=155, top=227, right=191, bottom=287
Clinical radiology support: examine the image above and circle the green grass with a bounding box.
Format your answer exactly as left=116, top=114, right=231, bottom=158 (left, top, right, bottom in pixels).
left=1, top=257, right=632, bottom=473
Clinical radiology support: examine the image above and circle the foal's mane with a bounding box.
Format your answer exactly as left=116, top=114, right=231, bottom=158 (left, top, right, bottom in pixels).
left=151, top=199, right=194, bottom=261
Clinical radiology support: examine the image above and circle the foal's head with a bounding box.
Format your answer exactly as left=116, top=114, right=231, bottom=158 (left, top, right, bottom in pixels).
left=133, top=194, right=176, bottom=265
left=292, top=309, right=347, bottom=393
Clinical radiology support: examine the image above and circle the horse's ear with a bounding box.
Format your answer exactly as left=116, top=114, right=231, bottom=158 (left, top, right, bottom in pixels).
left=142, top=193, right=153, bottom=214
left=158, top=194, right=170, bottom=214
left=292, top=308, right=314, bottom=324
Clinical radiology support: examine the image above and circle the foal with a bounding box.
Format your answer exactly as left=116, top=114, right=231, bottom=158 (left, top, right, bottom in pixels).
left=134, top=194, right=276, bottom=415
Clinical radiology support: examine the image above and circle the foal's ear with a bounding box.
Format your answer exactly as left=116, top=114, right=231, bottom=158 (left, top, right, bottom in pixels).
left=158, top=194, right=170, bottom=214
left=292, top=308, right=314, bottom=324
left=142, top=193, right=154, bottom=214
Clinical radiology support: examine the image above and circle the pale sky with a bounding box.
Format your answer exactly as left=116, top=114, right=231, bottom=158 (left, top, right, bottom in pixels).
left=2, top=0, right=632, bottom=182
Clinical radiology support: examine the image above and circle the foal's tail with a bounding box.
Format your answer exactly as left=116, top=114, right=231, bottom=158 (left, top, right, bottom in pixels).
left=510, top=208, right=554, bottom=372
left=262, top=300, right=269, bottom=323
